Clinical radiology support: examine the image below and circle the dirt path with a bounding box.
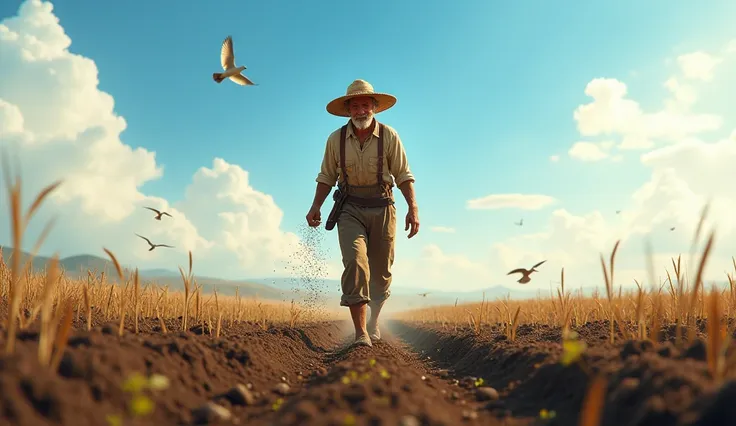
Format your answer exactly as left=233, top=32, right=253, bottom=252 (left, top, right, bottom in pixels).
left=1, top=314, right=733, bottom=425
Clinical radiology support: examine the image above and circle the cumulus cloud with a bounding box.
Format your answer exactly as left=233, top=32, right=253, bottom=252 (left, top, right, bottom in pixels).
left=429, top=226, right=455, bottom=233
left=3, top=1, right=735, bottom=303
left=0, top=0, right=305, bottom=280
left=467, top=194, right=556, bottom=211
left=392, top=244, right=492, bottom=291
left=727, top=40, right=736, bottom=54
left=406, top=40, right=736, bottom=295
left=572, top=77, right=722, bottom=153
left=677, top=51, right=723, bottom=81
left=568, top=141, right=613, bottom=161
left=487, top=129, right=736, bottom=293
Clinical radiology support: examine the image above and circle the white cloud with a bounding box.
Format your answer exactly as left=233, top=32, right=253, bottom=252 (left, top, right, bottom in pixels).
left=4, top=1, right=736, bottom=305
left=405, top=40, right=736, bottom=296
left=430, top=226, right=455, bottom=233
left=486, top=129, right=736, bottom=292
left=726, top=40, right=736, bottom=54
left=0, top=1, right=307, bottom=280
left=392, top=244, right=492, bottom=291
left=466, top=194, right=556, bottom=211
left=572, top=77, right=722, bottom=153
left=676, top=51, right=722, bottom=81
left=568, top=141, right=611, bottom=161
left=663, top=77, right=697, bottom=110
left=549, top=154, right=560, bottom=162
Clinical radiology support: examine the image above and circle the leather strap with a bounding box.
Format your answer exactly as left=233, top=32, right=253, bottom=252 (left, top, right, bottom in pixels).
left=345, top=194, right=394, bottom=208
left=339, top=124, right=348, bottom=186
left=376, top=123, right=384, bottom=185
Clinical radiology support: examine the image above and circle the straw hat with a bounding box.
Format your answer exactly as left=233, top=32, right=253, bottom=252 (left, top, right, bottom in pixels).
left=326, top=79, right=397, bottom=117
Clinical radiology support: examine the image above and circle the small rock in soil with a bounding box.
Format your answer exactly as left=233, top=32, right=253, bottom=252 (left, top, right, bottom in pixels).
left=400, top=415, right=420, bottom=426
left=191, top=402, right=232, bottom=424
left=475, top=387, right=499, bottom=401
left=462, top=410, right=478, bottom=420
left=223, top=384, right=256, bottom=406
left=273, top=382, right=290, bottom=395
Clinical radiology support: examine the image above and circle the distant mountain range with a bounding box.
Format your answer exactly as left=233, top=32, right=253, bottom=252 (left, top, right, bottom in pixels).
left=0, top=245, right=544, bottom=306
left=4, top=245, right=723, bottom=311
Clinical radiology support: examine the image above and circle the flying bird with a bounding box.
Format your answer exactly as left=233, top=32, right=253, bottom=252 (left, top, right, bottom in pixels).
left=507, top=260, right=547, bottom=284
left=144, top=206, right=172, bottom=221
left=213, top=36, right=256, bottom=86
left=135, top=234, right=174, bottom=252
left=616, top=210, right=621, bottom=214
left=515, top=219, right=523, bottom=226
left=418, top=292, right=430, bottom=298
left=670, top=227, right=675, bottom=231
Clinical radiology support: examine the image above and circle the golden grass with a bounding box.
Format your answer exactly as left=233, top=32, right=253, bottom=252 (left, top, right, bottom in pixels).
left=579, top=375, right=607, bottom=426
left=394, top=204, right=731, bottom=426
left=393, top=201, right=735, bottom=358
left=0, top=159, right=338, bottom=374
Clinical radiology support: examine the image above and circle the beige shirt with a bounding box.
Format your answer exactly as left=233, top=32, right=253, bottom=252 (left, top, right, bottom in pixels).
left=316, top=120, right=415, bottom=189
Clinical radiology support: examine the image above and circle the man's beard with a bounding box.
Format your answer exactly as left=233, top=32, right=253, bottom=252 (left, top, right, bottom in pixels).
left=351, top=114, right=374, bottom=130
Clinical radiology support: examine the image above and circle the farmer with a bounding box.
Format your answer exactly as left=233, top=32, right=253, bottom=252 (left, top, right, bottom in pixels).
left=306, top=79, right=419, bottom=347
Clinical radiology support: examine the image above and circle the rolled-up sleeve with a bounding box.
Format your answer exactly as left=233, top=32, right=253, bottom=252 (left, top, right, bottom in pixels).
left=388, top=130, right=415, bottom=186
left=316, top=134, right=338, bottom=187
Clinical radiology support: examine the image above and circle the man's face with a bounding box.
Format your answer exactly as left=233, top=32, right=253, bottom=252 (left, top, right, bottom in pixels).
left=348, top=96, right=375, bottom=130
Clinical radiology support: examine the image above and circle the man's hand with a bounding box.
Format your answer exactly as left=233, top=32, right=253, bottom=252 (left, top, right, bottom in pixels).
left=405, top=206, right=420, bottom=238
left=306, top=205, right=322, bottom=227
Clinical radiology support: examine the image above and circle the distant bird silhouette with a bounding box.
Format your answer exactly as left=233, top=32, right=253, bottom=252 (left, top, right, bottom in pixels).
left=136, top=234, right=174, bottom=251
left=616, top=210, right=621, bottom=214
left=144, top=206, right=172, bottom=221
left=515, top=219, right=523, bottom=226
left=213, top=35, right=256, bottom=86
left=418, top=292, right=430, bottom=298
left=507, top=260, right=547, bottom=284
left=670, top=227, right=675, bottom=231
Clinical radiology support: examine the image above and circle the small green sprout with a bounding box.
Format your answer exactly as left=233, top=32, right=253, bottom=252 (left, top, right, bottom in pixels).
left=272, top=398, right=284, bottom=411
left=560, top=331, right=587, bottom=366
left=106, top=414, right=123, bottom=426
left=107, top=372, right=170, bottom=425
left=129, top=394, right=155, bottom=417
left=539, top=409, right=557, bottom=420
left=474, top=378, right=485, bottom=387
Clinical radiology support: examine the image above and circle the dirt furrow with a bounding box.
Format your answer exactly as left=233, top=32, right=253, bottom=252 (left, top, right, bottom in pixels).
left=388, top=319, right=736, bottom=426
left=272, top=335, right=529, bottom=426
left=7, top=314, right=736, bottom=425
left=0, top=319, right=347, bottom=425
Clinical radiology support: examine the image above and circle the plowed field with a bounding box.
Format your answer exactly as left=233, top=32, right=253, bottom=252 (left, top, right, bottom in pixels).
left=1, top=305, right=733, bottom=426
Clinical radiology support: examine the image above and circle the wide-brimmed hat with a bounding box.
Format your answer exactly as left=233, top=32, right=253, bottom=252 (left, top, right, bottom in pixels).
left=326, top=79, right=397, bottom=117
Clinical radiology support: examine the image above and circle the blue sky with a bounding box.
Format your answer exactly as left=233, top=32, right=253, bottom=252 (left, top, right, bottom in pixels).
left=1, top=0, right=735, bottom=293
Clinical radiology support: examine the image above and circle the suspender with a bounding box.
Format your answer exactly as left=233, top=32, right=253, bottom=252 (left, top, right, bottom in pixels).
left=339, top=121, right=384, bottom=187
left=376, top=124, right=384, bottom=185
left=339, top=124, right=348, bottom=185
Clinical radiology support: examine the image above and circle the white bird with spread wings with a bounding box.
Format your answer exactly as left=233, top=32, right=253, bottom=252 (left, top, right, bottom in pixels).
left=212, top=35, right=256, bottom=86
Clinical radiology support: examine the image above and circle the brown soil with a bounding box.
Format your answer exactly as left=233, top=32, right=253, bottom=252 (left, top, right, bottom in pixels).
left=0, top=308, right=734, bottom=425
